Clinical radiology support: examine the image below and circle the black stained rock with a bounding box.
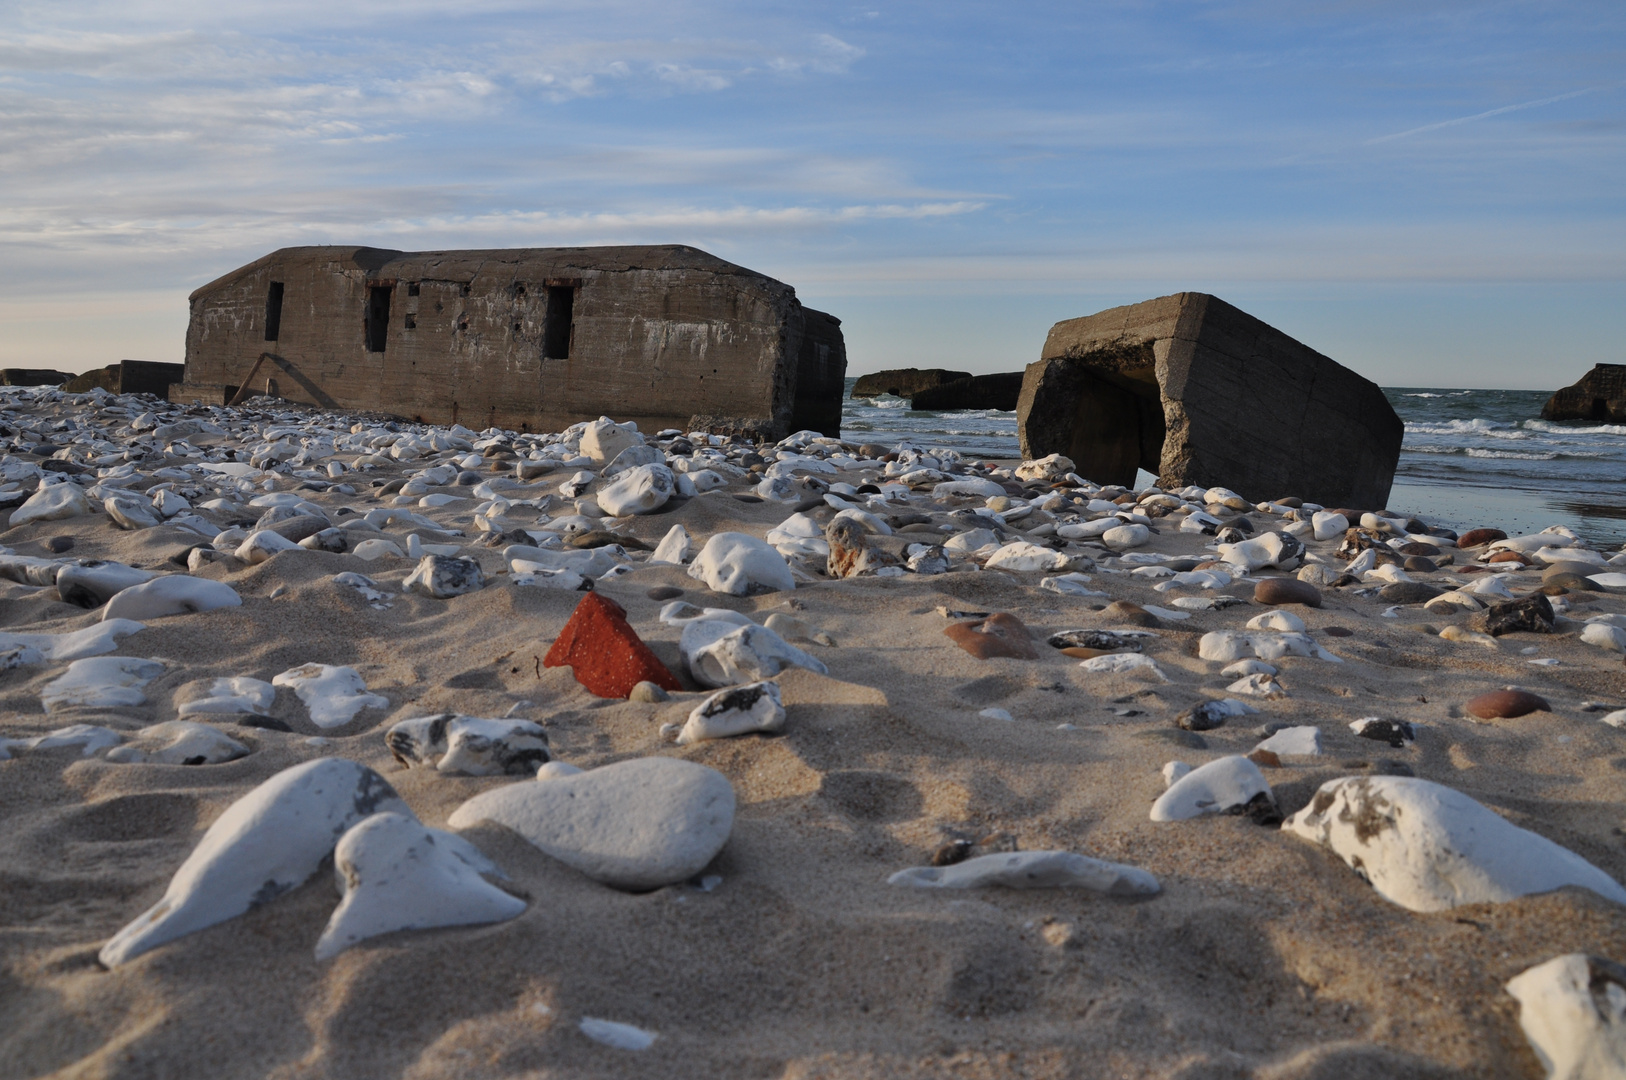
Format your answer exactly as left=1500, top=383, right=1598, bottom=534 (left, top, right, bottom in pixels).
left=1470, top=592, right=1555, bottom=636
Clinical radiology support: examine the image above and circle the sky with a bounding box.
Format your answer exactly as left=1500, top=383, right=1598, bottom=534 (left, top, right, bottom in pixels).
left=1, top=1, right=1622, bottom=389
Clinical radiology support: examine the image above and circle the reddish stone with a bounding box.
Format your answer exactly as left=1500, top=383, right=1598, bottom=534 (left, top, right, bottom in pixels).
left=544, top=592, right=682, bottom=699
left=1465, top=689, right=1551, bottom=720
left=1246, top=749, right=1282, bottom=768
left=1487, top=550, right=1531, bottom=565
left=1103, top=600, right=1160, bottom=627
left=1458, top=528, right=1508, bottom=548
left=945, top=613, right=1039, bottom=660
left=1254, top=578, right=1323, bottom=607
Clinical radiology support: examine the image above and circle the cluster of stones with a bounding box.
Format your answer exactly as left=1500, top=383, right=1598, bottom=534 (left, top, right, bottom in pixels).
left=4, top=380, right=1625, bottom=1069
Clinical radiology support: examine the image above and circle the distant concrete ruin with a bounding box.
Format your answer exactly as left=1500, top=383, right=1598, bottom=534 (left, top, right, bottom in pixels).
left=63, top=361, right=185, bottom=397
left=174, top=246, right=847, bottom=439
left=1541, top=364, right=1626, bottom=422
left=1017, top=293, right=1403, bottom=508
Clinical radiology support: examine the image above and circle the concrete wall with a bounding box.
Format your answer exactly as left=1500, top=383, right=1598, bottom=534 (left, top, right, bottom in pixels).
left=1019, top=293, right=1404, bottom=508
left=175, top=245, right=845, bottom=439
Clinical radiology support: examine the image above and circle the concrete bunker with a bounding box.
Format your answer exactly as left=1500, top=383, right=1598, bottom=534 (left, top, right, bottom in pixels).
left=1017, top=293, right=1403, bottom=508
left=176, top=245, right=847, bottom=439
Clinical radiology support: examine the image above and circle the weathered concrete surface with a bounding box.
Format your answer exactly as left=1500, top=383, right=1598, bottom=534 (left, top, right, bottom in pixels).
left=174, top=246, right=846, bottom=440
left=62, top=361, right=185, bottom=397
left=1017, top=293, right=1403, bottom=508
left=851, top=368, right=971, bottom=399
left=911, top=372, right=1024, bottom=412
left=1541, top=364, right=1626, bottom=422
left=0, top=369, right=71, bottom=387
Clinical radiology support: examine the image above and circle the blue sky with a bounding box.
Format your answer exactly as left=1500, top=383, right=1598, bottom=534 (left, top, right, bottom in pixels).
left=1, top=1, right=1622, bottom=388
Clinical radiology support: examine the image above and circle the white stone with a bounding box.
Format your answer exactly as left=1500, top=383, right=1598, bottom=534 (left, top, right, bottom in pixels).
left=352, top=538, right=405, bottom=561
left=687, top=532, right=795, bottom=595
left=931, top=478, right=1005, bottom=499
left=102, top=575, right=241, bottom=621
left=314, top=811, right=524, bottom=960
left=680, top=617, right=828, bottom=688
left=105, top=721, right=249, bottom=765
left=272, top=664, right=388, bottom=728
left=234, top=528, right=299, bottom=564
left=1228, top=673, right=1286, bottom=698
left=1247, top=610, right=1305, bottom=633
left=1537, top=545, right=1605, bottom=566
left=448, top=756, right=735, bottom=891
left=56, top=561, right=155, bottom=607
left=1077, top=653, right=1166, bottom=680
left=649, top=524, right=692, bottom=565
left=579, top=1018, right=657, bottom=1051
left=507, top=543, right=623, bottom=579
left=9, top=481, right=90, bottom=527
left=0, top=619, right=144, bottom=663
left=1102, top=523, right=1150, bottom=550
left=41, top=656, right=165, bottom=711
left=1582, top=623, right=1626, bottom=653
left=98, top=758, right=409, bottom=967
left=1219, top=532, right=1303, bottom=572
left=580, top=417, right=642, bottom=465
left=1150, top=756, right=1274, bottom=822
left=104, top=493, right=162, bottom=530
left=887, top=851, right=1160, bottom=895
left=1162, top=760, right=1193, bottom=787
left=1505, top=953, right=1626, bottom=1080
left=1221, top=659, right=1278, bottom=677
left=387, top=714, right=553, bottom=776
left=1589, top=573, right=1626, bottom=593
left=511, top=568, right=590, bottom=591
left=1014, top=454, right=1074, bottom=482
left=6, top=723, right=125, bottom=758
left=677, top=681, right=785, bottom=744
left=1311, top=511, right=1350, bottom=541
left=537, top=761, right=584, bottom=779
left=1198, top=630, right=1337, bottom=663
left=1460, top=574, right=1516, bottom=599
left=1283, top=777, right=1626, bottom=913
left=984, top=541, right=1070, bottom=572
left=178, top=676, right=276, bottom=716
left=1255, top=725, right=1322, bottom=755
left=1039, top=573, right=1107, bottom=597
left=944, top=528, right=999, bottom=553
left=404, top=554, right=485, bottom=598
left=597, top=463, right=675, bottom=516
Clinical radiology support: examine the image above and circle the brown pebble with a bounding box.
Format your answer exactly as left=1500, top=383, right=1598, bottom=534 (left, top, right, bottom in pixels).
left=1102, top=600, right=1160, bottom=627
left=1487, top=550, right=1530, bottom=565
left=1456, top=565, right=1489, bottom=575
left=931, top=840, right=973, bottom=866
left=1465, top=689, right=1551, bottom=720
left=1322, top=627, right=1354, bottom=638
left=1254, top=577, right=1323, bottom=608
left=1246, top=749, right=1282, bottom=768
left=945, top=613, right=1040, bottom=660
left=646, top=586, right=684, bottom=601
left=1058, top=646, right=1110, bottom=659
left=1396, top=542, right=1438, bottom=557
left=1457, top=528, right=1508, bottom=548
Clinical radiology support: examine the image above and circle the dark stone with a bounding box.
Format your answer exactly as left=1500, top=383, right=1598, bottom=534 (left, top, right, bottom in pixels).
left=40, top=460, right=89, bottom=476
left=792, top=497, right=827, bottom=514
left=237, top=716, right=293, bottom=732
left=732, top=494, right=763, bottom=503
left=1322, top=626, right=1354, bottom=637
left=1237, top=791, right=1284, bottom=827
left=1465, top=689, right=1551, bottom=719
left=1046, top=629, right=1145, bottom=652
left=1402, top=556, right=1438, bottom=573
left=46, top=535, right=75, bottom=553
left=1133, top=728, right=1208, bottom=750
left=646, top=586, right=684, bottom=601
left=570, top=530, right=649, bottom=551
left=1353, top=718, right=1415, bottom=747
left=851, top=368, right=972, bottom=399
left=1379, top=581, right=1443, bottom=605
left=1176, top=701, right=1233, bottom=732
left=1541, top=364, right=1626, bottom=421
left=1254, top=578, right=1323, bottom=607
left=1543, top=572, right=1600, bottom=592
left=911, top=372, right=1024, bottom=412
left=1016, top=293, right=1403, bottom=507
left=1370, top=760, right=1415, bottom=777
left=1470, top=592, right=1555, bottom=636
left=1457, top=527, right=1507, bottom=548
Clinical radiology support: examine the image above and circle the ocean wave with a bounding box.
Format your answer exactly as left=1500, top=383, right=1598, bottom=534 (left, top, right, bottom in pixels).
left=1463, top=448, right=1562, bottom=461
left=1403, top=418, right=1528, bottom=438
left=854, top=397, right=910, bottom=410
left=1524, top=419, right=1626, bottom=437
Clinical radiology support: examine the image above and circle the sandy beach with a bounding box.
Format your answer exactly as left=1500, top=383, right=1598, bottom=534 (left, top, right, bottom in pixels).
left=3, top=387, right=1625, bottom=1080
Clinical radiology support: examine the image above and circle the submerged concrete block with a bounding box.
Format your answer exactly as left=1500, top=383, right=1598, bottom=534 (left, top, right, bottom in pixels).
left=1017, top=293, right=1403, bottom=508
left=851, top=368, right=972, bottom=399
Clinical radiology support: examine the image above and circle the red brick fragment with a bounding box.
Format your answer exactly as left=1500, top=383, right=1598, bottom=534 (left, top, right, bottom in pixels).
left=544, top=592, right=683, bottom=699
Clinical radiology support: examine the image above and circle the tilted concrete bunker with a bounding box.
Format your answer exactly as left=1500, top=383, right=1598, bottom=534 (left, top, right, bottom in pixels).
left=174, top=245, right=847, bottom=439
left=1017, top=293, right=1403, bottom=508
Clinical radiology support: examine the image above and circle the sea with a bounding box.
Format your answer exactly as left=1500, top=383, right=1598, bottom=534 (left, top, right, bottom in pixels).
left=839, top=380, right=1626, bottom=550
